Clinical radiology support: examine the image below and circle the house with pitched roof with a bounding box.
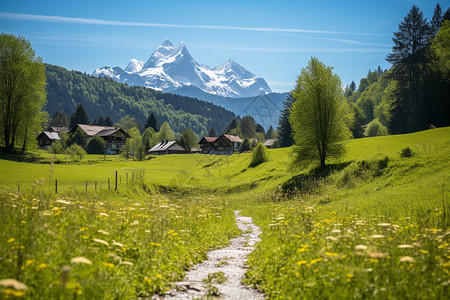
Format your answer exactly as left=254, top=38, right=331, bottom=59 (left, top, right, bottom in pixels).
left=148, top=140, right=189, bottom=155
left=37, top=131, right=61, bottom=150
left=68, top=124, right=130, bottom=155
left=198, top=134, right=243, bottom=154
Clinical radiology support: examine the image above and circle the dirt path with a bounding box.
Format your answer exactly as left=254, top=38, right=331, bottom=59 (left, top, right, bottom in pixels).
left=156, top=210, right=264, bottom=299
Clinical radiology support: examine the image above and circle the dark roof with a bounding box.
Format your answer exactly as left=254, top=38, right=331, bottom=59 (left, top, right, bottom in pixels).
left=96, top=128, right=130, bottom=138
left=38, top=131, right=60, bottom=140
left=199, top=137, right=217, bottom=144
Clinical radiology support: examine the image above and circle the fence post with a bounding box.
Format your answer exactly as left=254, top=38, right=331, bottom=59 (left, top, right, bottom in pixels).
left=115, top=170, right=118, bottom=191
left=108, top=178, right=110, bottom=190
left=85, top=181, right=88, bottom=192
left=95, top=181, right=97, bottom=191
left=17, top=185, right=20, bottom=195
left=55, top=180, right=58, bottom=194
left=126, top=173, right=128, bottom=185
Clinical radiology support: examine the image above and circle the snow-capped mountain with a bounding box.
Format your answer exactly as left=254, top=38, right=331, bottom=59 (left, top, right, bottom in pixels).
left=92, top=39, right=272, bottom=98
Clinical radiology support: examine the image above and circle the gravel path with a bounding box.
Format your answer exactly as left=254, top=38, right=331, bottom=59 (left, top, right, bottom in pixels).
left=156, top=210, right=264, bottom=299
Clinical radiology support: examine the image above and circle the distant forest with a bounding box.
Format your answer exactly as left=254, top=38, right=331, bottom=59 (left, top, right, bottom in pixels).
left=44, top=64, right=236, bottom=136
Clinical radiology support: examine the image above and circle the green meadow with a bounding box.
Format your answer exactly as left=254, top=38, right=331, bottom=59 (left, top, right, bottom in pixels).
left=0, top=127, right=449, bottom=298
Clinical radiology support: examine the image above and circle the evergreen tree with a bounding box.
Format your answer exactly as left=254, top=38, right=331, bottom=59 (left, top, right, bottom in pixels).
left=50, top=111, right=69, bottom=128
left=93, top=116, right=104, bottom=126
left=145, top=112, right=158, bottom=131
left=277, top=94, right=295, bottom=148
left=349, top=103, right=365, bottom=138
left=255, top=123, right=265, bottom=134
left=67, top=127, right=88, bottom=148
left=387, top=5, right=433, bottom=133
left=265, top=126, right=275, bottom=139
left=444, top=8, right=450, bottom=21
left=141, top=127, right=155, bottom=152
left=69, top=104, right=90, bottom=129
left=208, top=126, right=217, bottom=137
left=377, top=65, right=384, bottom=77
left=349, top=81, right=357, bottom=91
left=104, top=115, right=113, bottom=126
left=238, top=116, right=257, bottom=138
left=223, top=118, right=239, bottom=134
left=431, top=3, right=444, bottom=35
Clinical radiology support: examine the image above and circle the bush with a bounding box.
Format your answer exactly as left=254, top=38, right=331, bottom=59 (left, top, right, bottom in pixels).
left=365, top=119, right=388, bottom=137
left=64, top=144, right=86, bottom=160
left=49, top=140, right=64, bottom=154
left=250, top=143, right=268, bottom=167
left=86, top=136, right=106, bottom=154
left=400, top=146, right=414, bottom=158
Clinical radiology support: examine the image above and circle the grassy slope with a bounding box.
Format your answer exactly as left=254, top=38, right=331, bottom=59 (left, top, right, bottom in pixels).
left=0, top=127, right=449, bottom=298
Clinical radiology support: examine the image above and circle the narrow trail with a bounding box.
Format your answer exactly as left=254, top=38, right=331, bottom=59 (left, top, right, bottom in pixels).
left=156, top=210, right=264, bottom=300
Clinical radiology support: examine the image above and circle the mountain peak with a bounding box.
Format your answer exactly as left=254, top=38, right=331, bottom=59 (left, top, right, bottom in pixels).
left=161, top=38, right=174, bottom=48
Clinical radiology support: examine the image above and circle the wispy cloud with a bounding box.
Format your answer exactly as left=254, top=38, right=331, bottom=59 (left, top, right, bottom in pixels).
left=220, top=46, right=390, bottom=53
left=283, top=33, right=391, bottom=47
left=0, top=11, right=386, bottom=36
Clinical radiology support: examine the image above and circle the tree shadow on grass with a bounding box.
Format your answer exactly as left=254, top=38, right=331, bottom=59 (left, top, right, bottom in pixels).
left=281, top=161, right=352, bottom=196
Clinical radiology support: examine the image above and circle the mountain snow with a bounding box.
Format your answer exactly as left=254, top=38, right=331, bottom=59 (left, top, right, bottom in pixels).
left=92, top=39, right=272, bottom=98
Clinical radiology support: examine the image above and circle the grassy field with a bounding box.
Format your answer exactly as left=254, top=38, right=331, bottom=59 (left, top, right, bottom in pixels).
left=0, top=127, right=449, bottom=298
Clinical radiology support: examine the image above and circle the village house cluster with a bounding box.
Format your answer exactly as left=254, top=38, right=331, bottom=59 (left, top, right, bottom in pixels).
left=37, top=125, right=260, bottom=155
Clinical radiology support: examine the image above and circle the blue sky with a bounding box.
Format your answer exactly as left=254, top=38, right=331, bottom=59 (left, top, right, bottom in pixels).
left=0, top=0, right=441, bottom=92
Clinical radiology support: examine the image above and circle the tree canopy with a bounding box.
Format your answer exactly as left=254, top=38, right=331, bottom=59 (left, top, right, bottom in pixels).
left=0, top=33, right=47, bottom=150
left=290, top=58, right=352, bottom=168
left=69, top=104, right=90, bottom=129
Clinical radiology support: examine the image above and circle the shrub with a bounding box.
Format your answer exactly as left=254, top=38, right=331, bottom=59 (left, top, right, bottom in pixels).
left=365, top=119, right=388, bottom=137
left=250, top=143, right=268, bottom=167
left=49, top=140, right=64, bottom=154
left=86, top=136, right=106, bottom=154
left=64, top=144, right=86, bottom=160
left=400, top=146, right=414, bottom=158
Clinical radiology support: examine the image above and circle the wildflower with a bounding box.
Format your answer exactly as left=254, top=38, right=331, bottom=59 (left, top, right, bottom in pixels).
left=102, top=262, right=114, bottom=268
left=355, top=245, right=368, bottom=250
left=370, top=234, right=385, bottom=239
left=97, top=230, right=110, bottom=235
left=144, top=277, right=152, bottom=284
left=326, top=236, right=338, bottom=241
left=70, top=257, right=92, bottom=265
left=36, top=264, right=47, bottom=271
left=400, top=256, right=415, bottom=263
left=21, top=220, right=26, bottom=224
left=368, top=258, right=379, bottom=263
left=55, top=200, right=71, bottom=205
left=420, top=250, right=429, bottom=254
left=99, top=213, right=109, bottom=217
left=309, top=258, right=323, bottom=265
left=7, top=238, right=15, bottom=243
left=121, top=261, right=133, bottom=266
left=25, top=260, right=34, bottom=266
left=331, top=229, right=341, bottom=233
left=377, top=223, right=391, bottom=227
left=398, top=244, right=414, bottom=249
left=112, top=242, right=124, bottom=247
left=297, top=260, right=308, bottom=266
left=2, top=288, right=26, bottom=297
left=0, top=279, right=28, bottom=290
left=369, top=252, right=388, bottom=258
left=325, top=252, right=339, bottom=257
left=150, top=242, right=162, bottom=247
left=92, top=238, right=109, bottom=246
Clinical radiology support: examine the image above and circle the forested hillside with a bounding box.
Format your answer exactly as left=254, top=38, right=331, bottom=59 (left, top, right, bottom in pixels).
left=44, top=64, right=236, bottom=136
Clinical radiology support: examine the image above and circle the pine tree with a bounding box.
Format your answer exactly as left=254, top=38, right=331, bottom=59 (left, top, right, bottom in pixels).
left=349, top=81, right=357, bottom=91
left=69, top=104, right=90, bottom=129
left=104, top=115, right=113, bottom=126
left=50, top=111, right=69, bottom=127
left=277, top=94, right=295, bottom=148
left=145, top=112, right=158, bottom=132
left=387, top=5, right=433, bottom=133
left=265, top=126, right=275, bottom=139
left=208, top=126, right=217, bottom=137
left=431, top=3, right=444, bottom=35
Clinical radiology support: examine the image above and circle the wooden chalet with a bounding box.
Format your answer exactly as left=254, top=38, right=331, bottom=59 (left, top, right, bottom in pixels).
left=49, top=126, right=68, bottom=133
left=263, top=138, right=277, bottom=148
left=37, top=131, right=61, bottom=149
left=198, top=137, right=217, bottom=154
left=148, top=140, right=189, bottom=155
left=69, top=124, right=130, bottom=155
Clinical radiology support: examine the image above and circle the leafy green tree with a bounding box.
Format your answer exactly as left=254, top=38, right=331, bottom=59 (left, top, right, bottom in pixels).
left=255, top=132, right=266, bottom=143
left=0, top=34, right=47, bottom=150
left=365, top=119, right=388, bottom=137
left=178, top=128, right=198, bottom=150
left=277, top=94, right=295, bottom=148
left=49, top=140, right=64, bottom=154
left=358, top=78, right=370, bottom=93
left=64, top=144, right=86, bottom=160
left=250, top=143, right=269, bottom=167
left=387, top=5, right=432, bottom=133
left=158, top=121, right=175, bottom=141
left=208, top=126, right=217, bottom=137
left=86, top=136, right=106, bottom=154
left=145, top=112, right=158, bottom=132
left=115, top=115, right=139, bottom=131
left=67, top=127, right=88, bottom=148
left=69, top=104, right=90, bottom=129
left=290, top=58, right=352, bottom=168
left=141, top=127, right=155, bottom=151
left=126, top=127, right=144, bottom=160
left=239, top=138, right=252, bottom=153
left=50, top=111, right=69, bottom=127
